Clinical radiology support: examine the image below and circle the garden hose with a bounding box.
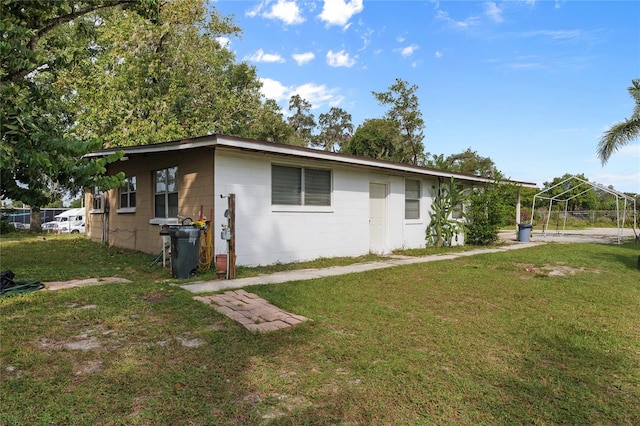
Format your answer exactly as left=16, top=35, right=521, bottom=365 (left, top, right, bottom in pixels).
left=199, top=225, right=214, bottom=270
left=0, top=280, right=45, bottom=297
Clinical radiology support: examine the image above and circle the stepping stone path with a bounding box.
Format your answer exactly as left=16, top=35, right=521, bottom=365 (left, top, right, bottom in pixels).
left=194, top=289, right=309, bottom=333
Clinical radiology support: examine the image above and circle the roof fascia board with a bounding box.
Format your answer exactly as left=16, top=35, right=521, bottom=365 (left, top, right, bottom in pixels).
left=215, top=136, right=536, bottom=187
left=84, top=134, right=537, bottom=188
left=83, top=136, right=218, bottom=158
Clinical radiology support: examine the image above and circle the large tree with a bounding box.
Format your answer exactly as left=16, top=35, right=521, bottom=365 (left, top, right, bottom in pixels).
left=287, top=95, right=316, bottom=147
left=426, top=148, right=499, bottom=178
left=372, top=78, right=425, bottom=165
left=0, top=0, right=158, bottom=230
left=342, top=118, right=407, bottom=162
left=597, top=78, right=640, bottom=164
left=62, top=0, right=276, bottom=147
left=315, top=107, right=353, bottom=152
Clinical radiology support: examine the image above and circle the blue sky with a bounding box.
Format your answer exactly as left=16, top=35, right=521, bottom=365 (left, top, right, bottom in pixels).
left=214, top=0, right=640, bottom=193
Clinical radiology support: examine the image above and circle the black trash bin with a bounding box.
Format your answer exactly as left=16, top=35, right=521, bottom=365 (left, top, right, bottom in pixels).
left=168, top=225, right=201, bottom=278
left=517, top=223, right=533, bottom=242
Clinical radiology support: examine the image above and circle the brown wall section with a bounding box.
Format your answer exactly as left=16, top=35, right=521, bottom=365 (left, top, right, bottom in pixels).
left=86, top=147, right=215, bottom=255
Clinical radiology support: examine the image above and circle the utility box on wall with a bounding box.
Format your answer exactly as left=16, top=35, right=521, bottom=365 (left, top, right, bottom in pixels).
left=221, top=227, right=231, bottom=240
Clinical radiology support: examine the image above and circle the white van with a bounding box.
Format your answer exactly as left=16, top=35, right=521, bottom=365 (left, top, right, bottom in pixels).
left=45, top=208, right=85, bottom=233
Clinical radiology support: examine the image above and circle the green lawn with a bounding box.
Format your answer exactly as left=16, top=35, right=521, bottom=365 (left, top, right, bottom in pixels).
left=1, top=234, right=639, bottom=425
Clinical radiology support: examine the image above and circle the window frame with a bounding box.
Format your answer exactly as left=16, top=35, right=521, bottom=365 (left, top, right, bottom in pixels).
left=404, top=178, right=421, bottom=220
left=90, top=187, right=104, bottom=214
left=117, top=176, right=137, bottom=214
left=271, top=164, right=332, bottom=211
left=153, top=166, right=178, bottom=219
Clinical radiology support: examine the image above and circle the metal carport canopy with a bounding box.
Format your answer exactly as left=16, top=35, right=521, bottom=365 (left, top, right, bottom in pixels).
left=530, top=174, right=637, bottom=243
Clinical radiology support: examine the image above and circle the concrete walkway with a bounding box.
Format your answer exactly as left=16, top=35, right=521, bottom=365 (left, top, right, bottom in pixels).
left=181, top=241, right=544, bottom=294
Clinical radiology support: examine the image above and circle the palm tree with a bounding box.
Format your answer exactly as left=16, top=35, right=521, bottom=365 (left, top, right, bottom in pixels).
left=597, top=79, right=640, bottom=165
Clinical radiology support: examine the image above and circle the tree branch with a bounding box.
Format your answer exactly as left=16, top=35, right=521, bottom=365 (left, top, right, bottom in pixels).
left=6, top=1, right=138, bottom=84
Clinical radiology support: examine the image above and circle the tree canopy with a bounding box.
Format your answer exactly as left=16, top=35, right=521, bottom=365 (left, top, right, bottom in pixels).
left=315, top=107, right=353, bottom=152
left=343, top=118, right=405, bottom=161
left=425, top=148, right=500, bottom=178
left=286, top=94, right=316, bottom=147
left=1, top=0, right=158, bottom=228
left=372, top=78, right=425, bottom=165
left=61, top=0, right=277, bottom=147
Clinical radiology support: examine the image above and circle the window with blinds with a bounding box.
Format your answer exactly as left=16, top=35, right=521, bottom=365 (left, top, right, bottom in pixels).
left=272, top=165, right=331, bottom=206
left=405, top=178, right=420, bottom=219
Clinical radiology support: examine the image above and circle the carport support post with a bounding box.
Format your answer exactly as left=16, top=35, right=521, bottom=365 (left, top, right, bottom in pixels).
left=229, top=194, right=236, bottom=279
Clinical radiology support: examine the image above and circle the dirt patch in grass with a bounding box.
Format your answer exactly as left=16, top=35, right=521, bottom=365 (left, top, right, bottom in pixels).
left=514, top=263, right=602, bottom=279
left=140, top=292, right=170, bottom=304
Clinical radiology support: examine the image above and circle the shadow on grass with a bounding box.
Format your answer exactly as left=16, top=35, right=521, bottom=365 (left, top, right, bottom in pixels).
left=0, top=281, right=352, bottom=425
left=594, top=242, right=640, bottom=271
left=488, top=326, right=639, bottom=424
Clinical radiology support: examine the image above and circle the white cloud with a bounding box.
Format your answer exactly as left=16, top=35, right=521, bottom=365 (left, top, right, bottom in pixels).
left=519, top=29, right=583, bottom=40
left=216, top=37, right=230, bottom=48
left=359, top=28, right=374, bottom=51
left=262, top=0, right=305, bottom=25
left=609, top=142, right=640, bottom=158
left=435, top=50, right=444, bottom=58
left=259, top=77, right=289, bottom=101
left=319, top=0, right=363, bottom=28
left=435, top=10, right=481, bottom=29
left=589, top=170, right=640, bottom=193
left=246, top=2, right=262, bottom=18
left=293, top=82, right=343, bottom=109
left=483, top=2, right=503, bottom=23
left=399, top=44, right=419, bottom=57
left=589, top=143, right=640, bottom=193
left=326, top=49, right=356, bottom=67
left=292, top=51, right=315, bottom=65
left=259, top=78, right=344, bottom=110
left=245, top=48, right=286, bottom=63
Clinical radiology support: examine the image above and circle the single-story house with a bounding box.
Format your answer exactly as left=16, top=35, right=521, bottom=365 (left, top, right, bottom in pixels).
left=84, top=135, right=537, bottom=266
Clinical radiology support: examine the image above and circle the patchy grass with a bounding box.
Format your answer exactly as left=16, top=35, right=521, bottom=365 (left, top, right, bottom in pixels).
left=1, top=234, right=639, bottom=424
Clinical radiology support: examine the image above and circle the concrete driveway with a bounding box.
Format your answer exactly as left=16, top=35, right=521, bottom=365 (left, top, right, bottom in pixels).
left=500, top=227, right=638, bottom=244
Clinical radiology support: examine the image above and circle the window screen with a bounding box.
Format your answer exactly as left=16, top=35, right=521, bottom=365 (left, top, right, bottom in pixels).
left=405, top=179, right=420, bottom=219
left=272, top=165, right=331, bottom=206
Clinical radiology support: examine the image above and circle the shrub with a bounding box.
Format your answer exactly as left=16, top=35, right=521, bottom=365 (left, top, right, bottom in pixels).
left=464, top=182, right=510, bottom=245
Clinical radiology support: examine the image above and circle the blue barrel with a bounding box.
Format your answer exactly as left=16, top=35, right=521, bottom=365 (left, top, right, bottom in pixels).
left=517, top=223, right=533, bottom=242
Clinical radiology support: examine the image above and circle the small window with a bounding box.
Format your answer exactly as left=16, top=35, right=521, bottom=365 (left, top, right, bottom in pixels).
left=405, top=179, right=420, bottom=220
left=119, top=176, right=136, bottom=210
left=272, top=165, right=331, bottom=206
left=92, top=187, right=103, bottom=212
left=452, top=183, right=465, bottom=219
left=154, top=167, right=178, bottom=218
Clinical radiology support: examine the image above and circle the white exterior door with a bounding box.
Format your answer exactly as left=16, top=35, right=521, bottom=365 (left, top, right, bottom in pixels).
left=369, top=183, right=388, bottom=253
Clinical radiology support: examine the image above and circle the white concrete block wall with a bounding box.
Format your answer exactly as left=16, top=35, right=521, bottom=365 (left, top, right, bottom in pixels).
left=213, top=150, right=457, bottom=266
left=214, top=151, right=372, bottom=266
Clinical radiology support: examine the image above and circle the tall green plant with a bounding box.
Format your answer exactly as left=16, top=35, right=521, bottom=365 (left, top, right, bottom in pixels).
left=426, top=177, right=466, bottom=247
left=465, top=182, right=511, bottom=245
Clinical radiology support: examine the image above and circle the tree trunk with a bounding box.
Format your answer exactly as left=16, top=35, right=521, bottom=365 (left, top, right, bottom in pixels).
left=30, top=207, right=42, bottom=233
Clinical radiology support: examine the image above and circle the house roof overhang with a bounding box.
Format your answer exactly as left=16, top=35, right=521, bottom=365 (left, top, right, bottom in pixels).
left=84, top=134, right=538, bottom=188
